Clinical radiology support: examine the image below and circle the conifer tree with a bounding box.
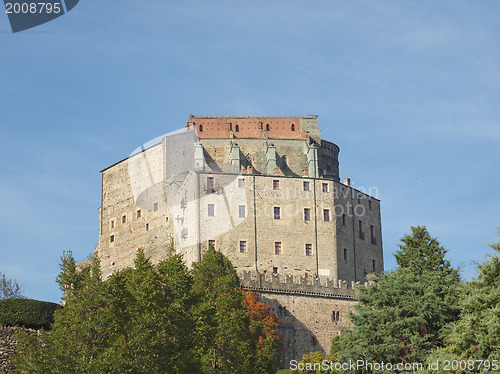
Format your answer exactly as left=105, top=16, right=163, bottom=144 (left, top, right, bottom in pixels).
left=338, top=227, right=460, bottom=371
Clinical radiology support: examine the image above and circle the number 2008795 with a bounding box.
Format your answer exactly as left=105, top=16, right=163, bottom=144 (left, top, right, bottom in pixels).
left=5, top=2, right=62, bottom=14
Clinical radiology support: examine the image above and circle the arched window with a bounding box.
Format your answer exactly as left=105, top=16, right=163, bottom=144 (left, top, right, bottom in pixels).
left=266, top=124, right=270, bottom=131
left=199, top=124, right=203, bottom=132
left=235, top=124, right=239, bottom=132
left=291, top=124, right=295, bottom=131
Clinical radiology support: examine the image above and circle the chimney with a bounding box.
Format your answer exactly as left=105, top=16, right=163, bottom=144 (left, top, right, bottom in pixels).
left=343, top=178, right=351, bottom=187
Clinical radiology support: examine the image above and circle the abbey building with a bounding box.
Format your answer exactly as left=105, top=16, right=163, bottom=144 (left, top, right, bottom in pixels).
left=92, top=115, right=383, bottom=365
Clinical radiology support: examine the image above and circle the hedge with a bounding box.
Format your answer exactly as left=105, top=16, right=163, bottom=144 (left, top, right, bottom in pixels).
left=0, top=298, right=62, bottom=330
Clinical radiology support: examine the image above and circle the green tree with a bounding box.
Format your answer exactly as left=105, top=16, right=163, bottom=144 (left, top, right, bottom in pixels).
left=338, top=227, right=460, bottom=371
left=427, top=230, right=500, bottom=371
left=191, top=247, right=255, bottom=374
left=395, top=226, right=453, bottom=274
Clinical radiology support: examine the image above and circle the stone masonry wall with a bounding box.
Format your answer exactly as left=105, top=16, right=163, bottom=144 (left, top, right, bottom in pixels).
left=0, top=326, right=41, bottom=374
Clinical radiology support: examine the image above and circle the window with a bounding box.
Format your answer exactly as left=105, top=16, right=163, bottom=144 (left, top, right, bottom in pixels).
left=239, top=205, right=246, bottom=218
left=359, top=220, right=364, bottom=239
left=343, top=248, right=348, bottom=261
left=110, top=235, right=115, bottom=243
left=266, top=123, right=270, bottom=131
left=122, top=215, right=126, bottom=224
left=324, top=209, right=330, bottom=221
left=153, top=202, right=159, bottom=212
left=239, top=241, right=247, bottom=253
left=273, top=180, right=280, bottom=190
left=229, top=123, right=232, bottom=131
left=305, top=243, right=313, bottom=256
left=235, top=124, right=239, bottom=132
left=208, top=204, right=215, bottom=217
left=199, top=124, right=203, bottom=132
left=208, top=240, right=215, bottom=250
left=274, top=207, right=281, bottom=220
left=303, top=181, right=310, bottom=191
left=207, top=177, right=214, bottom=192
left=238, top=178, right=245, bottom=188
left=282, top=156, right=287, bottom=169
left=372, top=259, right=376, bottom=272
left=369, top=200, right=372, bottom=210
left=111, top=220, right=115, bottom=229
left=342, top=214, right=346, bottom=226
left=322, top=183, right=328, bottom=192
left=291, top=124, right=295, bottom=131
left=304, top=208, right=311, bottom=221
left=332, top=311, right=340, bottom=321
left=136, top=209, right=141, bottom=219
left=145, top=223, right=149, bottom=231
left=275, top=242, right=282, bottom=255
left=273, top=267, right=278, bottom=274
left=357, top=196, right=361, bottom=204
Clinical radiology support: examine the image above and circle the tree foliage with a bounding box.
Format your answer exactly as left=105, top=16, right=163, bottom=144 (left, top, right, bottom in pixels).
left=1, top=271, right=24, bottom=299
left=338, top=226, right=460, bottom=371
left=14, top=247, right=281, bottom=373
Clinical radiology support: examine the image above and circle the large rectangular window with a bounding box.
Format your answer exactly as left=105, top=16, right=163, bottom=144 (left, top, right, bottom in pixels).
left=303, top=181, right=310, bottom=191
left=239, top=205, right=246, bottom=218
left=208, top=204, right=215, bottom=217
left=274, top=207, right=281, bottom=220
left=323, top=209, right=330, bottom=222
left=240, top=241, right=247, bottom=253
left=304, top=208, right=311, bottom=221
left=322, top=183, right=328, bottom=192
left=275, top=242, right=282, bottom=255
left=305, top=244, right=313, bottom=256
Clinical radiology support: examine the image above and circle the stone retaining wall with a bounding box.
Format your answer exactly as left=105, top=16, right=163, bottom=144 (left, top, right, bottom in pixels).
left=0, top=326, right=40, bottom=374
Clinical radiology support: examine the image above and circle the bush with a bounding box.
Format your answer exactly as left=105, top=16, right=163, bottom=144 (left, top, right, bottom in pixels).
left=0, top=298, right=61, bottom=329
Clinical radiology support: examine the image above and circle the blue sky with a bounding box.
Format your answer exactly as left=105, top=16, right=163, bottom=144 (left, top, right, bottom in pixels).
left=1, top=1, right=499, bottom=303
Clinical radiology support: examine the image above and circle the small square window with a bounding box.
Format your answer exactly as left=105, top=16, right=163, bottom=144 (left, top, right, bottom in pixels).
left=208, top=240, right=216, bottom=250
left=239, top=241, right=247, bottom=253
left=304, top=208, right=311, bottom=221
left=153, top=202, right=159, bottom=212
left=274, top=207, right=281, bottom=220
left=122, top=215, right=126, bottom=224
left=110, top=235, right=115, bottom=243
left=305, top=243, right=313, bottom=256
left=239, top=205, right=246, bottom=218
left=238, top=178, right=245, bottom=188
left=275, top=242, right=282, bottom=255
left=322, top=183, right=328, bottom=192
left=323, top=209, right=330, bottom=222
left=137, top=210, right=141, bottom=219
left=110, top=220, right=115, bottom=229
left=208, top=204, right=215, bottom=217
left=273, top=267, right=278, bottom=274
left=273, top=180, right=280, bottom=190
left=303, top=181, right=310, bottom=191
